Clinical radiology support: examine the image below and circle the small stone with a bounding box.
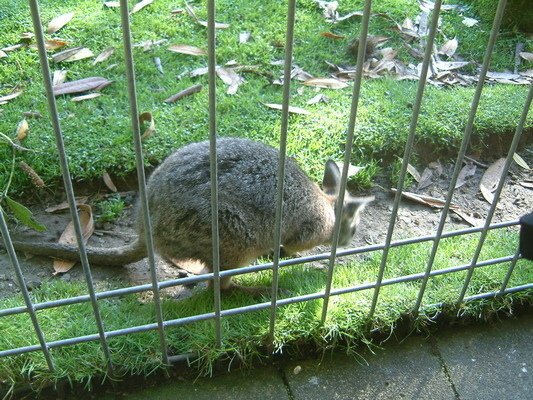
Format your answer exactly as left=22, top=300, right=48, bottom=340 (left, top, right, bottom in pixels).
left=293, top=365, right=302, bottom=375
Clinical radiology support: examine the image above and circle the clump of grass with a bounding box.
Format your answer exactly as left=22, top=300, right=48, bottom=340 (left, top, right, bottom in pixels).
left=0, top=228, right=530, bottom=395
left=95, top=195, right=126, bottom=223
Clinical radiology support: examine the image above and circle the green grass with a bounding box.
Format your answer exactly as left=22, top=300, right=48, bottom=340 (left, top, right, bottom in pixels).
left=0, top=228, right=531, bottom=394
left=0, top=0, right=531, bottom=198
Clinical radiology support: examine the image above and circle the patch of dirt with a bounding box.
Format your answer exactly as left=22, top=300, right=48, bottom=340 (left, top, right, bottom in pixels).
left=0, top=147, right=531, bottom=299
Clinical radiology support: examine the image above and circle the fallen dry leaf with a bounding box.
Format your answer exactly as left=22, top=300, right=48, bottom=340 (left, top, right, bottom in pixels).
left=47, top=12, right=74, bottom=34
left=20, top=32, right=34, bottom=42
left=216, top=67, right=245, bottom=95
left=263, top=103, right=311, bottom=115
left=154, top=57, right=164, bottom=74
left=519, top=52, right=533, bottom=62
left=0, top=50, right=7, bottom=58
left=290, top=67, right=314, bottom=82
left=163, top=84, right=202, bottom=103
left=239, top=32, right=251, bottom=43
left=53, top=70, right=68, bottom=86
left=335, top=11, right=364, bottom=22
left=71, top=93, right=102, bottom=102
left=513, top=153, right=531, bottom=170
left=479, top=184, right=494, bottom=204
left=479, top=158, right=506, bottom=192
left=131, top=0, right=153, bottom=14
left=102, top=171, right=117, bottom=192
left=391, top=188, right=459, bottom=210
left=417, top=167, right=433, bottom=190
left=196, top=20, right=230, bottom=29
left=184, top=1, right=229, bottom=29
left=53, top=77, right=112, bottom=96
left=438, top=38, right=458, bottom=57
left=455, top=162, right=477, bottom=189
left=104, top=1, right=120, bottom=7
left=189, top=66, right=209, bottom=77
left=53, top=204, right=94, bottom=274
left=307, top=93, right=329, bottom=105
left=320, top=32, right=345, bottom=39
left=0, top=91, right=22, bottom=105
left=462, top=17, right=478, bottom=27
left=22, top=111, right=42, bottom=119
left=93, top=47, right=115, bottom=64
left=451, top=209, right=483, bottom=227
left=45, top=197, right=88, bottom=213
left=1, top=44, right=23, bottom=52
left=29, top=39, right=69, bottom=51
left=518, top=181, right=533, bottom=189
left=139, top=112, right=156, bottom=139
left=16, top=119, right=29, bottom=140
left=168, top=44, right=206, bottom=56
left=434, top=61, right=470, bottom=71
left=401, top=159, right=421, bottom=182
left=19, top=161, right=44, bottom=188
left=52, top=46, right=94, bottom=63
left=303, top=77, right=347, bottom=89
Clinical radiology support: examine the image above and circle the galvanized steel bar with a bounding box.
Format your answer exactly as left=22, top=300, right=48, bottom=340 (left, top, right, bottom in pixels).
left=413, top=0, right=509, bottom=313
left=268, top=0, right=296, bottom=344
left=368, top=0, right=443, bottom=320
left=0, top=219, right=518, bottom=319
left=28, top=0, right=114, bottom=374
left=321, top=0, right=373, bottom=324
left=0, top=211, right=55, bottom=371
left=499, top=247, right=521, bottom=293
left=118, top=0, right=169, bottom=364
left=457, top=82, right=532, bottom=303
left=207, top=0, right=223, bottom=348
left=1, top=254, right=523, bottom=359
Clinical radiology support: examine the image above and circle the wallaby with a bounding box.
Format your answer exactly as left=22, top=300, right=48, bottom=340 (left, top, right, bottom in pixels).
left=7, top=138, right=373, bottom=293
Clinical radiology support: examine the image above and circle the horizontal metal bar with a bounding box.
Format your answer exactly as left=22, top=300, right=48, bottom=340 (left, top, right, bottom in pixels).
left=0, top=254, right=522, bottom=358
left=0, top=219, right=519, bottom=318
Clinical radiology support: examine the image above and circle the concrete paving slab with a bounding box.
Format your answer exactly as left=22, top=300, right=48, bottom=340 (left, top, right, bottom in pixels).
left=435, top=314, right=533, bottom=400
left=104, top=365, right=290, bottom=400
left=285, top=336, right=455, bottom=400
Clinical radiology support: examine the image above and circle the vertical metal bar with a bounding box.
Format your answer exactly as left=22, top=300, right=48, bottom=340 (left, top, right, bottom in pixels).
left=413, top=0, right=509, bottom=313
left=320, top=0, right=373, bottom=324
left=207, top=0, right=222, bottom=348
left=367, top=1, right=443, bottom=320
left=268, top=0, right=297, bottom=343
left=0, top=212, right=55, bottom=371
left=499, top=248, right=521, bottom=293
left=457, top=82, right=532, bottom=303
left=118, top=0, right=169, bottom=364
left=28, top=0, right=114, bottom=375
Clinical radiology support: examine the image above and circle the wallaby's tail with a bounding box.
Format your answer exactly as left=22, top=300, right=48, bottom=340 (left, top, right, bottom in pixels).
left=8, top=239, right=147, bottom=266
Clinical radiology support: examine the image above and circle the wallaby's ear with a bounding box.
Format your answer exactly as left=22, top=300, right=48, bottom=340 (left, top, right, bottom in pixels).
left=345, top=195, right=375, bottom=216
left=323, top=159, right=341, bottom=195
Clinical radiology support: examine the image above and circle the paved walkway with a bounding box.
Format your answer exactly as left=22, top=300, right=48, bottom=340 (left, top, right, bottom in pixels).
left=100, top=312, right=531, bottom=399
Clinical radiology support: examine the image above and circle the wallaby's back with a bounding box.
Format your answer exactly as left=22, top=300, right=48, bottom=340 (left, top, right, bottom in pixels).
left=144, top=138, right=335, bottom=271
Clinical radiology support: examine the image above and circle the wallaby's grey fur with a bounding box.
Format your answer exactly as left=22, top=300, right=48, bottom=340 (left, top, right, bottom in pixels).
left=9, top=138, right=373, bottom=291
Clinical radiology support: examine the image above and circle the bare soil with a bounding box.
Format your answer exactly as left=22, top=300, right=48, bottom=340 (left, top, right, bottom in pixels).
left=1, top=146, right=531, bottom=299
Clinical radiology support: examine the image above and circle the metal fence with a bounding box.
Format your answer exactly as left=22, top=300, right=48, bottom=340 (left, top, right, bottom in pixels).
left=0, top=0, right=531, bottom=378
